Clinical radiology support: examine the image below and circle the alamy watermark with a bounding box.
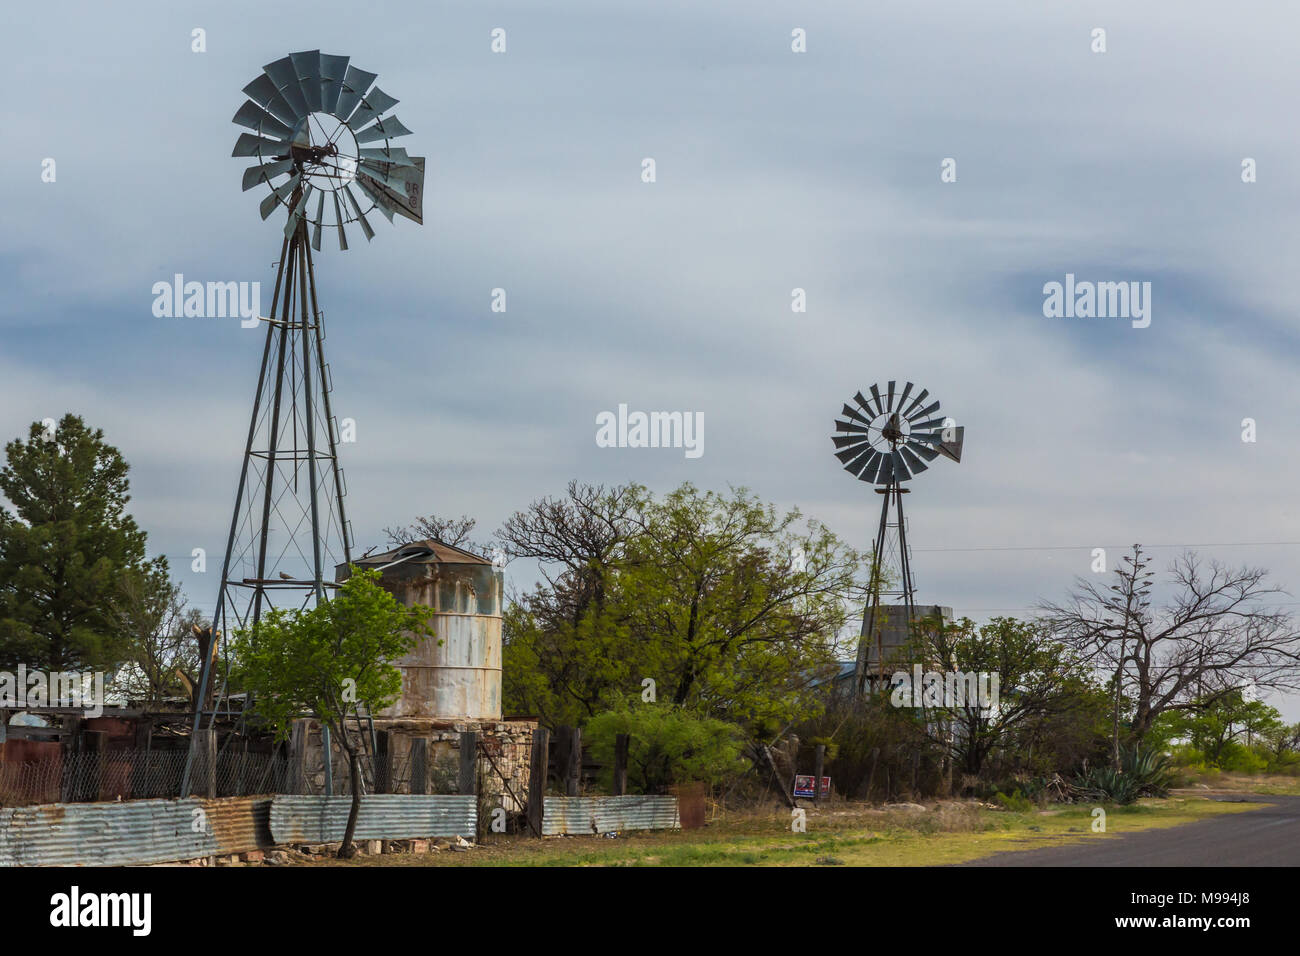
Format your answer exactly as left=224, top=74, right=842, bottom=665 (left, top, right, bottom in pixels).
left=890, top=665, right=999, bottom=709
left=0, top=666, right=106, bottom=717
left=1042, top=273, right=1151, bottom=329
left=152, top=274, right=261, bottom=327
left=595, top=404, right=703, bottom=459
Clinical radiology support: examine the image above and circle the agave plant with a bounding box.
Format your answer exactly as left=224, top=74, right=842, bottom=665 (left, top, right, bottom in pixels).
left=1072, top=744, right=1174, bottom=804
left=1122, top=743, right=1175, bottom=797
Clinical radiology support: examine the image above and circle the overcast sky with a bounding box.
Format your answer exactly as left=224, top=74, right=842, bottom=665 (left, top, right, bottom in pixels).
left=3, top=2, right=1299, bottom=717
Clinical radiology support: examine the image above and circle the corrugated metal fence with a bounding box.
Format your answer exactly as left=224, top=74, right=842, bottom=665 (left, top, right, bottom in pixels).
left=0, top=793, right=676, bottom=864
left=0, top=793, right=475, bottom=866
left=0, top=796, right=271, bottom=867
left=542, top=795, right=680, bottom=836
left=269, top=794, right=476, bottom=844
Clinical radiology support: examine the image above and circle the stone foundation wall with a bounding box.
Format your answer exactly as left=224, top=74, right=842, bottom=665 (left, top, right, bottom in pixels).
left=296, top=718, right=535, bottom=814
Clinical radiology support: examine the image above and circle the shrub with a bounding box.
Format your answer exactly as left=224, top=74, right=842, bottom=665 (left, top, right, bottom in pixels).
left=584, top=705, right=749, bottom=794
left=993, top=789, right=1033, bottom=812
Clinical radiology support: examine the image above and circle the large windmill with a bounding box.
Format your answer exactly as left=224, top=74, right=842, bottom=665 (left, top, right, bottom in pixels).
left=832, top=382, right=964, bottom=695
left=182, top=51, right=425, bottom=794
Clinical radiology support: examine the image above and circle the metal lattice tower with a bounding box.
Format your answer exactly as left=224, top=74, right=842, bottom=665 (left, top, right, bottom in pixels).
left=831, top=382, right=964, bottom=695
left=183, top=51, right=425, bottom=795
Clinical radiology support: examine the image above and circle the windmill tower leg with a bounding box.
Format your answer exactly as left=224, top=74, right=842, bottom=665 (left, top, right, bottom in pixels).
left=856, top=483, right=893, bottom=696
left=854, top=478, right=917, bottom=697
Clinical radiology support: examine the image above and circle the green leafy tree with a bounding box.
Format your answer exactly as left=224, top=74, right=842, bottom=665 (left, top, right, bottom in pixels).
left=1155, top=689, right=1283, bottom=768
left=584, top=705, right=748, bottom=793
left=906, top=616, right=1093, bottom=776
left=503, top=482, right=861, bottom=730
left=0, top=415, right=157, bottom=673
left=231, top=568, right=433, bottom=857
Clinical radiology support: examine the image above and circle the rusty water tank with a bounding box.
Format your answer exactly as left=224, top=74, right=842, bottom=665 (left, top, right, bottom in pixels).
left=336, top=540, right=502, bottom=719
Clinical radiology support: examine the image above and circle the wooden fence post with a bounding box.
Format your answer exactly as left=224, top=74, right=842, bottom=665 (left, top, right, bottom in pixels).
left=410, top=738, right=428, bottom=794
left=565, top=727, right=582, bottom=797
left=289, top=721, right=308, bottom=794
left=526, top=727, right=550, bottom=836
left=375, top=730, right=391, bottom=794
left=60, top=716, right=82, bottom=803
left=813, top=744, right=825, bottom=805
left=199, top=727, right=217, bottom=798
left=613, top=733, right=629, bottom=796
left=82, top=730, right=106, bottom=802
left=321, top=724, right=333, bottom=796
left=131, top=722, right=152, bottom=798
left=458, top=732, right=478, bottom=795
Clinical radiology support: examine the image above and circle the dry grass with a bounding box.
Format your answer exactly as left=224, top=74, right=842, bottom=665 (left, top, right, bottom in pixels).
left=1172, top=769, right=1300, bottom=796
left=299, top=795, right=1260, bottom=867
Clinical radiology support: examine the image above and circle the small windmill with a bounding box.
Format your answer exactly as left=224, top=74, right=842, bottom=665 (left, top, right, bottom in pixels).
left=832, top=382, right=964, bottom=695
left=182, top=51, right=425, bottom=794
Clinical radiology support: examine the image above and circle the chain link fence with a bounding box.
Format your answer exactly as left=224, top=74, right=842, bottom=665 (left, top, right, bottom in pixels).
left=2, top=729, right=540, bottom=814
left=0, top=747, right=297, bottom=808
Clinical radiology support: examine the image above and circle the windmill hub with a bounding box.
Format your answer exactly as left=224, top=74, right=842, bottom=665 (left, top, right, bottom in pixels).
left=286, top=113, right=359, bottom=191
left=881, top=412, right=908, bottom=444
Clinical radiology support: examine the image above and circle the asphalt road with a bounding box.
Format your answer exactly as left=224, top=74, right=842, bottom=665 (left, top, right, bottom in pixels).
left=962, top=793, right=1300, bottom=866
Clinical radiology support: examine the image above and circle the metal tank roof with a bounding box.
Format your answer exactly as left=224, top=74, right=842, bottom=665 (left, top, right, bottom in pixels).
left=337, top=539, right=492, bottom=579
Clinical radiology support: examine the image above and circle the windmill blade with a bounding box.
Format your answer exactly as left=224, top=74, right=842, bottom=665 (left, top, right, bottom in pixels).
left=358, top=145, right=416, bottom=166
left=354, top=115, right=414, bottom=143
left=232, top=100, right=294, bottom=140
left=852, top=391, right=876, bottom=420
left=886, top=380, right=896, bottom=412
left=892, top=449, right=912, bottom=482
left=832, top=433, right=869, bottom=450
left=258, top=173, right=299, bottom=220
left=332, top=192, right=349, bottom=251
left=241, top=158, right=293, bottom=192
left=284, top=185, right=313, bottom=239
left=290, top=50, right=323, bottom=112
left=334, top=65, right=378, bottom=122
left=840, top=403, right=872, bottom=428
left=348, top=87, right=400, bottom=128
left=835, top=441, right=870, bottom=463
left=311, top=191, right=325, bottom=251
left=844, top=446, right=878, bottom=478
left=869, top=384, right=885, bottom=416
left=935, top=426, right=965, bottom=463
left=242, top=73, right=301, bottom=125
left=834, top=419, right=873, bottom=436
left=907, top=400, right=941, bottom=423
left=905, top=438, right=940, bottom=461
left=875, top=452, right=894, bottom=484
left=263, top=56, right=311, bottom=119
left=901, top=388, right=929, bottom=419
left=319, top=54, right=350, bottom=114
left=910, top=417, right=949, bottom=431
left=343, top=185, right=376, bottom=241
left=899, top=444, right=929, bottom=475
left=232, top=132, right=288, bottom=158
left=897, top=381, right=915, bottom=414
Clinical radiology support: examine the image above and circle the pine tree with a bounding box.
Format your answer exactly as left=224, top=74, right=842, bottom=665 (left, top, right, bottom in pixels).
left=0, top=414, right=155, bottom=673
